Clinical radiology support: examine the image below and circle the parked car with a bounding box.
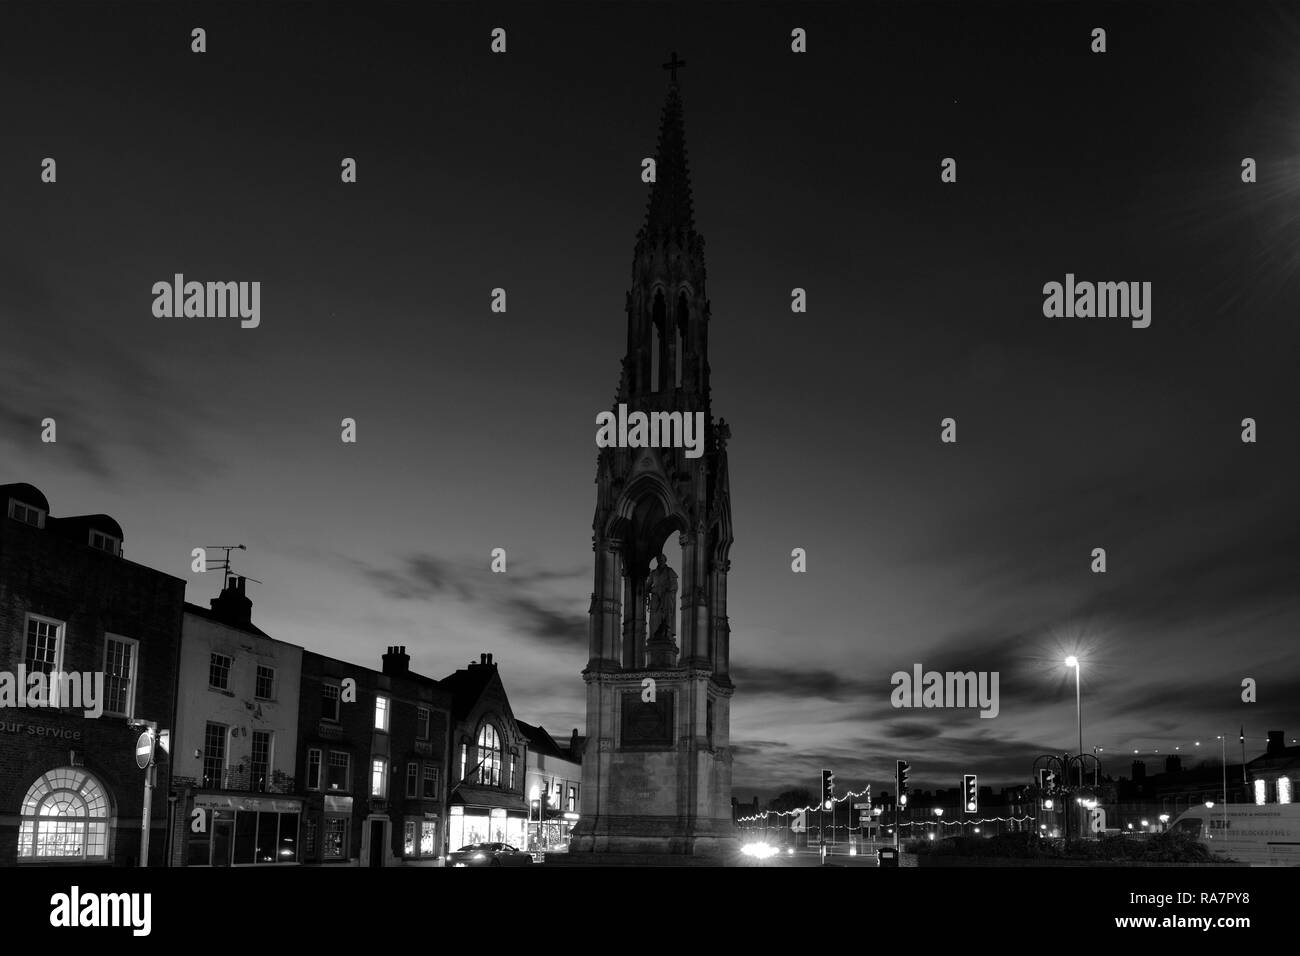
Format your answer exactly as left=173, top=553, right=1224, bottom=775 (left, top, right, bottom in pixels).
left=448, top=842, right=534, bottom=866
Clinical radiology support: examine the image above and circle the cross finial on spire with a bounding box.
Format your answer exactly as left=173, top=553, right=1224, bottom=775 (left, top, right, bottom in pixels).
left=662, top=51, right=686, bottom=84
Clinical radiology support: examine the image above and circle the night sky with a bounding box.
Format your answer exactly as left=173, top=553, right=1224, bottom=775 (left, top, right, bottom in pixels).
left=3, top=2, right=1298, bottom=800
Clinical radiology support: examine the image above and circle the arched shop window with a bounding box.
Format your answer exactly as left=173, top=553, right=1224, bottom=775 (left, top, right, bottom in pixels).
left=18, top=767, right=110, bottom=861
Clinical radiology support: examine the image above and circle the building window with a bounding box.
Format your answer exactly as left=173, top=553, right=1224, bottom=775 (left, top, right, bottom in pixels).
left=423, top=765, right=439, bottom=799
left=306, top=749, right=322, bottom=790
left=374, top=696, right=389, bottom=732
left=404, top=821, right=417, bottom=856
left=203, top=723, right=228, bottom=788
left=406, top=762, right=418, bottom=798
left=8, top=498, right=46, bottom=528
left=509, top=753, right=516, bottom=790
left=254, top=665, right=276, bottom=701
left=323, top=817, right=348, bottom=859
left=327, top=752, right=350, bottom=791
left=17, top=768, right=109, bottom=861
left=421, top=821, right=436, bottom=855
left=88, top=529, right=120, bottom=556
left=371, top=759, right=387, bottom=798
left=417, top=706, right=430, bottom=740
left=208, top=653, right=232, bottom=691
left=102, top=635, right=138, bottom=718
left=477, top=724, right=502, bottom=787
left=250, top=731, right=272, bottom=793
left=459, top=743, right=467, bottom=783
left=321, top=683, right=340, bottom=722
left=24, top=615, right=63, bottom=676
left=568, top=785, right=577, bottom=812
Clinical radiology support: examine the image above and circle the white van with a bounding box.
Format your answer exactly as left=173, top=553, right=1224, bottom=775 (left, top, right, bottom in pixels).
left=1170, top=803, right=1300, bottom=866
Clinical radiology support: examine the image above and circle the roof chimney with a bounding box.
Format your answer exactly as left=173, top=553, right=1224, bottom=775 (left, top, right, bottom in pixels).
left=1268, top=731, right=1284, bottom=756
left=209, top=575, right=253, bottom=627
left=382, top=645, right=410, bottom=676
left=1131, top=760, right=1146, bottom=783
left=1164, top=755, right=1182, bottom=775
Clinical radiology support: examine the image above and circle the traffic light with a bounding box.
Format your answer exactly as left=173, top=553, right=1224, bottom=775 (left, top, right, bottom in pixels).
left=821, top=769, right=834, bottom=810
left=1037, top=768, right=1057, bottom=793
left=963, top=774, right=978, bottom=813
left=897, top=760, right=910, bottom=805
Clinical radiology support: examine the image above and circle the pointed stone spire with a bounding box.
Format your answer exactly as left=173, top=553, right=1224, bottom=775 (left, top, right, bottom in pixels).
left=638, top=58, right=696, bottom=247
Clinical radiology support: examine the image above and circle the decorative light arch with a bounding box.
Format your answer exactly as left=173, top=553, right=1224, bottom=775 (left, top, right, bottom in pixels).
left=18, top=767, right=111, bottom=861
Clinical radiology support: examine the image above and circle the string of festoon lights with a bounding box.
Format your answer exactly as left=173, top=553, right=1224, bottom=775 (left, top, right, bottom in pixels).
left=895, top=816, right=1034, bottom=828
left=1099, top=730, right=1297, bottom=759
left=735, top=786, right=871, bottom=824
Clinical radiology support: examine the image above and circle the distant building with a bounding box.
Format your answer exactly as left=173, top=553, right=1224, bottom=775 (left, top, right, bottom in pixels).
left=169, top=575, right=305, bottom=866
left=0, top=482, right=185, bottom=865
left=1246, top=731, right=1299, bottom=805
left=518, top=721, right=581, bottom=851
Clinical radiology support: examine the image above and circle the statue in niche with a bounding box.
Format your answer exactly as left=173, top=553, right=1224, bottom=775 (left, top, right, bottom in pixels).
left=645, top=552, right=678, bottom=643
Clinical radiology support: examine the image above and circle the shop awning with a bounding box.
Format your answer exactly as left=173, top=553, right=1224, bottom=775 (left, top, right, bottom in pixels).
left=451, top=786, right=528, bottom=814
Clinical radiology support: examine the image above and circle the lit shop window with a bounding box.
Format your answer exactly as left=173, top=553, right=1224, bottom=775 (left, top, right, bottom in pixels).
left=1278, top=777, right=1292, bottom=805
left=1255, top=779, right=1267, bottom=805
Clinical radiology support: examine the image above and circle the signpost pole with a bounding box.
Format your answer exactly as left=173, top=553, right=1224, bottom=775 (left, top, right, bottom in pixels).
left=134, top=726, right=157, bottom=868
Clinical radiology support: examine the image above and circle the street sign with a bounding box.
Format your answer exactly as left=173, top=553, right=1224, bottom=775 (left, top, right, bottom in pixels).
left=135, top=730, right=155, bottom=770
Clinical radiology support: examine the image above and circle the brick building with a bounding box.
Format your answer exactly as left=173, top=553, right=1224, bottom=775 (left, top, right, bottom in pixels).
left=442, top=652, right=530, bottom=850
left=296, top=646, right=450, bottom=865
left=0, top=482, right=185, bottom=865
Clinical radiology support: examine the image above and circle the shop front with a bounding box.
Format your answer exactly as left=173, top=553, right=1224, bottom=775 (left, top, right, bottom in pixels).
left=187, top=793, right=303, bottom=866
left=449, top=802, right=527, bottom=850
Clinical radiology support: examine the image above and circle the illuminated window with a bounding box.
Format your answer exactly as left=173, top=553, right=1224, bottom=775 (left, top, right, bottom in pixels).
left=423, top=765, right=439, bottom=798
left=323, top=817, right=348, bottom=859
left=374, top=696, right=389, bottom=732
left=18, top=768, right=109, bottom=861
left=1279, top=777, right=1293, bottom=804
left=371, top=759, right=387, bottom=798
left=1255, top=779, right=1267, bottom=805
left=477, top=724, right=502, bottom=787
left=420, top=821, right=436, bottom=855
left=404, top=821, right=416, bottom=856
left=460, top=743, right=467, bottom=783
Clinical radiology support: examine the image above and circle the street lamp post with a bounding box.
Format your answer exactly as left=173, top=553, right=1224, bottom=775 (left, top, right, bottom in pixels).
left=1065, top=657, right=1083, bottom=785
